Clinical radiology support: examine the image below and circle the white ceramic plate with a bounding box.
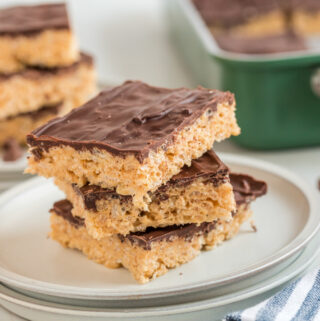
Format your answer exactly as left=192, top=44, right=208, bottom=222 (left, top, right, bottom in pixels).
left=0, top=154, right=318, bottom=301
left=1, top=230, right=319, bottom=321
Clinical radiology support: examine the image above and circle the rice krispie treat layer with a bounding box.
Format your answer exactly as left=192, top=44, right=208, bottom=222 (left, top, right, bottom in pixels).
left=0, top=104, right=62, bottom=146
left=0, top=3, right=78, bottom=73
left=50, top=173, right=266, bottom=283
left=27, top=81, right=240, bottom=209
left=50, top=202, right=250, bottom=284
left=0, top=53, right=96, bottom=120
left=55, top=151, right=236, bottom=238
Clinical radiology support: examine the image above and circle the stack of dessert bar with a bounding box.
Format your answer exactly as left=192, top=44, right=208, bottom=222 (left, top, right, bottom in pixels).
left=26, top=80, right=267, bottom=283
left=0, top=3, right=96, bottom=160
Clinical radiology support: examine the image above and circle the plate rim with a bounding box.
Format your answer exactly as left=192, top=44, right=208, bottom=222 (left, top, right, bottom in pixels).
left=0, top=230, right=319, bottom=318
left=0, top=153, right=318, bottom=300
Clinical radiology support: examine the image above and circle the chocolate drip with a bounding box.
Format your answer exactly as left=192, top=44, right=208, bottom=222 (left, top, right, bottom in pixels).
left=27, top=81, right=234, bottom=163
left=0, top=3, right=69, bottom=36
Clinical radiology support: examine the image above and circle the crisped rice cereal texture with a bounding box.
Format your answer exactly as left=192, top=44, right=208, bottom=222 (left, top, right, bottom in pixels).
left=0, top=29, right=79, bottom=74
left=55, top=177, right=235, bottom=238
left=0, top=54, right=96, bottom=120
left=50, top=204, right=251, bottom=284
left=27, top=101, right=240, bottom=210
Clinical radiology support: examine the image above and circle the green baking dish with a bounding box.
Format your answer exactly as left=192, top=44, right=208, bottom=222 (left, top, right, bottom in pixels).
left=165, top=0, right=320, bottom=149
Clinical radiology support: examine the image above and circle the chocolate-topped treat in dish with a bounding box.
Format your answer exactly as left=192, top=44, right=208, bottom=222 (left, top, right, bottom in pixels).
left=193, top=0, right=286, bottom=37
left=0, top=3, right=79, bottom=73
left=291, top=0, right=320, bottom=35
left=26, top=80, right=240, bottom=210
left=215, top=32, right=306, bottom=54
left=54, top=150, right=236, bottom=238
left=49, top=172, right=267, bottom=284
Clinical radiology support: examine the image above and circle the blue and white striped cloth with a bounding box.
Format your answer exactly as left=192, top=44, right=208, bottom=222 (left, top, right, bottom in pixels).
left=225, top=269, right=320, bottom=321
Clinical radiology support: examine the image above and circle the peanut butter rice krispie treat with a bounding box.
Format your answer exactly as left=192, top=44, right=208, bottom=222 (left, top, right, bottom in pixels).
left=0, top=103, right=64, bottom=146
left=50, top=173, right=267, bottom=283
left=0, top=3, right=79, bottom=74
left=26, top=80, right=240, bottom=209
left=193, top=0, right=286, bottom=37
left=55, top=150, right=236, bottom=238
left=0, top=53, right=96, bottom=121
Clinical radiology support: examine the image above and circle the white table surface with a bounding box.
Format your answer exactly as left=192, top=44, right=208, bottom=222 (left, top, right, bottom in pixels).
left=1, top=0, right=320, bottom=319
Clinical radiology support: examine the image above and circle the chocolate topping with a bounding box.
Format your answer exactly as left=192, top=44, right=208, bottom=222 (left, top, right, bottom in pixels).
left=27, top=81, right=234, bottom=163
left=0, top=52, right=93, bottom=80
left=230, top=173, right=267, bottom=205
left=119, top=222, right=217, bottom=250
left=289, top=0, right=320, bottom=12
left=51, top=199, right=84, bottom=228
left=215, top=32, right=306, bottom=54
left=7, top=103, right=62, bottom=122
left=193, top=0, right=279, bottom=28
left=0, top=3, right=69, bottom=36
left=73, top=150, right=228, bottom=211
left=52, top=173, right=267, bottom=250
left=2, top=138, right=23, bottom=162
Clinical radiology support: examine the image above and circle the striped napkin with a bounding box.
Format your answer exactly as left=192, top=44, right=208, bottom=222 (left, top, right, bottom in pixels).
left=224, top=269, right=320, bottom=321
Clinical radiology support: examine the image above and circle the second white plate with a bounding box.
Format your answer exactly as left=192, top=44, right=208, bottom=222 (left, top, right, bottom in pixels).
left=0, top=153, right=318, bottom=301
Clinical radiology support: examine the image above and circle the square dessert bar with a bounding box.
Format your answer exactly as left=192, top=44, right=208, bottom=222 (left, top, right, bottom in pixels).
left=26, top=80, right=240, bottom=209
left=55, top=150, right=236, bottom=238
left=0, top=53, right=96, bottom=120
left=0, top=3, right=79, bottom=73
left=50, top=173, right=267, bottom=283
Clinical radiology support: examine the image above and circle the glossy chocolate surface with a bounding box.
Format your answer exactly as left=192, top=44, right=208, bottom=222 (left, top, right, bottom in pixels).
left=0, top=3, right=69, bottom=36
left=27, top=81, right=234, bottom=163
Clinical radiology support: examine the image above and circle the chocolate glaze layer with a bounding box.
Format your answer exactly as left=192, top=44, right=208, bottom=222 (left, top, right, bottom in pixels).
left=51, top=173, right=267, bottom=250
left=51, top=199, right=84, bottom=229
left=0, top=52, right=93, bottom=80
left=73, top=150, right=228, bottom=211
left=27, top=81, right=234, bottom=163
left=230, top=173, right=267, bottom=205
left=119, top=222, right=217, bottom=250
left=6, top=103, right=62, bottom=122
left=0, top=3, right=69, bottom=36
left=193, top=0, right=279, bottom=28
left=215, top=32, right=306, bottom=54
